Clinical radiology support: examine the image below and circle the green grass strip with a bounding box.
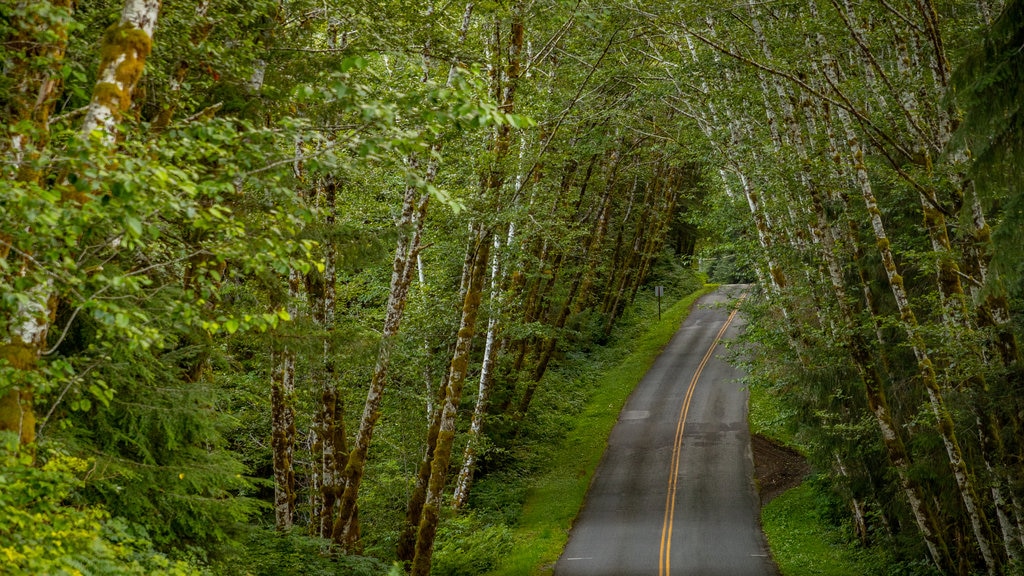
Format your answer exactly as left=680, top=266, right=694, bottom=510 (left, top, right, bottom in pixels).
left=748, top=346, right=886, bottom=576
left=487, top=284, right=718, bottom=576
left=761, top=483, right=883, bottom=576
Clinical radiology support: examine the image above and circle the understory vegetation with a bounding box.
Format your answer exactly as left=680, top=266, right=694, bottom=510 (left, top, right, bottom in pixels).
left=3, top=0, right=1023, bottom=574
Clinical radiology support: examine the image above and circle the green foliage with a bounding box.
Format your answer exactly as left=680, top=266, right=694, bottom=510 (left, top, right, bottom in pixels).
left=209, top=528, right=390, bottom=576
left=761, top=480, right=895, bottom=576
left=746, top=369, right=800, bottom=447
left=58, top=345, right=260, bottom=551
left=0, top=432, right=200, bottom=575
left=16, top=0, right=1017, bottom=573
left=432, top=513, right=513, bottom=576
left=952, top=0, right=1024, bottom=295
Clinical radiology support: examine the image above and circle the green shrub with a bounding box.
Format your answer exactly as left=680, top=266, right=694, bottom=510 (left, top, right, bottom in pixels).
left=209, top=527, right=391, bottom=576
left=432, top=513, right=513, bottom=576
left=0, top=433, right=199, bottom=576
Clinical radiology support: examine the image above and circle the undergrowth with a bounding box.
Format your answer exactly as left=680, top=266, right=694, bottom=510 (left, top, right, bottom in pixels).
left=747, top=348, right=930, bottom=576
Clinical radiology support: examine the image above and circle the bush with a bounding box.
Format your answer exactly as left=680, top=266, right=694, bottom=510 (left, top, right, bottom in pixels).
left=432, top=514, right=513, bottom=576
left=209, top=527, right=391, bottom=576
left=0, top=433, right=199, bottom=576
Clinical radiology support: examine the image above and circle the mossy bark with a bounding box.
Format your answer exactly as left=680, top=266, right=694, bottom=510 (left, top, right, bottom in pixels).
left=307, top=179, right=348, bottom=539
left=0, top=1, right=74, bottom=453
left=0, top=348, right=37, bottom=446
left=453, top=226, right=509, bottom=509
left=410, top=225, right=492, bottom=576
left=3, top=0, right=73, bottom=183
left=829, top=89, right=997, bottom=574
left=270, top=348, right=296, bottom=531
left=333, top=174, right=427, bottom=550
left=397, top=376, right=446, bottom=566
left=81, top=1, right=161, bottom=142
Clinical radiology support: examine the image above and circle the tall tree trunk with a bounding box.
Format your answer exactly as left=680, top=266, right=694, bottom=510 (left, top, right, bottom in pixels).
left=1, top=0, right=159, bottom=451
left=396, top=371, right=447, bottom=566
left=333, top=176, right=427, bottom=549
left=453, top=224, right=510, bottom=509
left=271, top=268, right=301, bottom=531
left=336, top=2, right=474, bottom=550
left=809, top=140, right=953, bottom=570
left=81, top=0, right=162, bottom=144
left=270, top=349, right=297, bottom=531
left=308, top=178, right=348, bottom=538
left=516, top=182, right=613, bottom=423
left=411, top=225, right=492, bottom=576
left=827, top=73, right=997, bottom=574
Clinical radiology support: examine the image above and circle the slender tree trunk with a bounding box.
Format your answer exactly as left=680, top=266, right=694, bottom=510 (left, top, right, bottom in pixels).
left=271, top=267, right=301, bottom=531
left=81, top=0, right=162, bottom=144
left=396, top=372, right=447, bottom=566
left=410, top=225, right=492, bottom=576
left=270, top=349, right=297, bottom=530
left=337, top=2, right=475, bottom=550
left=516, top=182, right=613, bottom=423
left=333, top=176, right=426, bottom=549
left=307, top=178, right=348, bottom=538
left=1, top=0, right=159, bottom=450
left=827, top=76, right=997, bottom=574
left=807, top=131, right=954, bottom=569
left=453, top=224, right=510, bottom=509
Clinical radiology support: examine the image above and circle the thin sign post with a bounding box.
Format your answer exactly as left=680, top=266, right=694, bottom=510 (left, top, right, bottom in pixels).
left=655, top=286, right=664, bottom=320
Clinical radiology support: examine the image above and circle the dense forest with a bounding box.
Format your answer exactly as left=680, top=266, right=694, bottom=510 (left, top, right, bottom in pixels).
left=1, top=0, right=1021, bottom=575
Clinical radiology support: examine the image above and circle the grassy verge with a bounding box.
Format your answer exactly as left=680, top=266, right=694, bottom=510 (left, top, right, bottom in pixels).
left=761, top=483, right=886, bottom=576
left=748, top=374, right=886, bottom=576
left=486, top=284, right=718, bottom=576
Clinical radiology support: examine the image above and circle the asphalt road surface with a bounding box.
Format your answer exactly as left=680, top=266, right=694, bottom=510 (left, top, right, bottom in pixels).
left=555, top=285, right=777, bottom=576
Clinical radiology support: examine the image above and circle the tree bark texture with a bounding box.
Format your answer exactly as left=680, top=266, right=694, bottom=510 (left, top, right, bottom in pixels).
left=81, top=0, right=162, bottom=144
left=333, top=170, right=428, bottom=550
left=410, top=225, right=492, bottom=576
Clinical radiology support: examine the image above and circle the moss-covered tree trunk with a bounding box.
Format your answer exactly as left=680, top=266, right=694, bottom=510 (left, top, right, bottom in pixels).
left=81, top=0, right=162, bottom=144
left=410, top=224, right=492, bottom=576
left=452, top=226, right=507, bottom=509
left=1, top=0, right=159, bottom=450
left=270, top=349, right=296, bottom=530
left=307, top=178, right=348, bottom=539
left=828, top=80, right=997, bottom=574
left=808, top=148, right=954, bottom=571
left=332, top=175, right=427, bottom=549
left=396, top=372, right=447, bottom=566
left=271, top=267, right=301, bottom=531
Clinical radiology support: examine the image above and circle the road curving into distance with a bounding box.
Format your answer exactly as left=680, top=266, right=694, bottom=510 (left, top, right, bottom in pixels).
left=555, top=284, right=777, bottom=576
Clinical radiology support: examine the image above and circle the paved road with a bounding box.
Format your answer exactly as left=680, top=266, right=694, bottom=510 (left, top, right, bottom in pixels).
left=555, top=285, right=777, bottom=576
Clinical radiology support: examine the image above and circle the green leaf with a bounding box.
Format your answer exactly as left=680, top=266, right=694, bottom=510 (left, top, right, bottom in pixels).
left=124, top=215, right=142, bottom=237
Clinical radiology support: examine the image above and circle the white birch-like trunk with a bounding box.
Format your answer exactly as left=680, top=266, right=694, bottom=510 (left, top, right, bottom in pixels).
left=411, top=225, right=491, bottom=576
left=453, top=228, right=506, bottom=509
left=81, top=0, right=161, bottom=143
left=827, top=61, right=996, bottom=573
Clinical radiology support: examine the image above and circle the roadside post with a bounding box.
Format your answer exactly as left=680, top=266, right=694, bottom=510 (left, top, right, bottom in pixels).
left=655, top=286, right=664, bottom=320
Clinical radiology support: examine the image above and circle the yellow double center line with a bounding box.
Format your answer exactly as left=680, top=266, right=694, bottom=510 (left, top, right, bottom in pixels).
left=658, top=302, right=743, bottom=576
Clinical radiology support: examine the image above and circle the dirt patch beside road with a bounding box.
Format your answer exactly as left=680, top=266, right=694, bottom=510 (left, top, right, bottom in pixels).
left=752, top=434, right=810, bottom=506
